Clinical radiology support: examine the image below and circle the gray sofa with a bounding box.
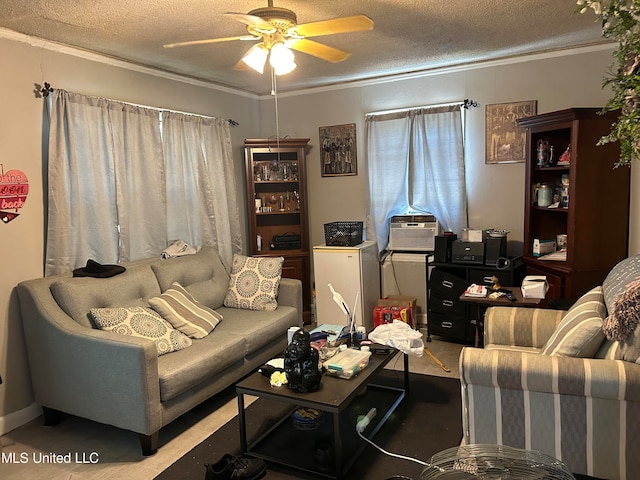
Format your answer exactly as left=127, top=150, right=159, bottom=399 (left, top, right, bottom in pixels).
left=17, top=246, right=302, bottom=455
left=460, top=254, right=640, bottom=479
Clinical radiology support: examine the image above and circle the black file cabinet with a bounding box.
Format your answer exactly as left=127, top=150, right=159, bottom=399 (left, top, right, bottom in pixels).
left=426, top=257, right=525, bottom=343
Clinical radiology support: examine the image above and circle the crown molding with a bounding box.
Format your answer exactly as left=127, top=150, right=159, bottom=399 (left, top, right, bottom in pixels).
left=1, top=27, right=614, bottom=101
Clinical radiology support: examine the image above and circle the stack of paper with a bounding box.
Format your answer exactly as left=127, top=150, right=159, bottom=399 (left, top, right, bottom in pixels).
left=464, top=284, right=487, bottom=298
left=538, top=250, right=567, bottom=261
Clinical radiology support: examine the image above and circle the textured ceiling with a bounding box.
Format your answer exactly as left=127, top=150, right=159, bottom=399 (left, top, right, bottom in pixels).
left=0, top=0, right=609, bottom=95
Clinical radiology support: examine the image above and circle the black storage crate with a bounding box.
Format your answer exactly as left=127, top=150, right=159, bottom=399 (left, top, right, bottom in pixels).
left=324, top=221, right=364, bottom=247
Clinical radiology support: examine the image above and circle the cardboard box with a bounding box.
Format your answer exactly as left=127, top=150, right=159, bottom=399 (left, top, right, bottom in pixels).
left=533, top=239, right=556, bottom=257
left=375, top=295, right=417, bottom=328
left=521, top=275, right=549, bottom=299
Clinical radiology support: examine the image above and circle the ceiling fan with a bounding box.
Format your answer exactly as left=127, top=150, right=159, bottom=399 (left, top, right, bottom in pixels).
left=163, top=0, right=374, bottom=75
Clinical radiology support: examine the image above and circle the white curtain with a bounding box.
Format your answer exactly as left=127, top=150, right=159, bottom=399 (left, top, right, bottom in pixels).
left=46, top=90, right=166, bottom=275
left=365, top=105, right=467, bottom=252
left=161, top=112, right=241, bottom=268
left=46, top=90, right=241, bottom=275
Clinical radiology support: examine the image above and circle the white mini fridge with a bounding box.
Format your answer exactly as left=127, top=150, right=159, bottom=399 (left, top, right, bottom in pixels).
left=313, top=241, right=380, bottom=332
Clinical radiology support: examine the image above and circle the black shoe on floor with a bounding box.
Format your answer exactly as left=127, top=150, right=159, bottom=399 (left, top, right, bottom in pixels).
left=204, top=454, right=266, bottom=480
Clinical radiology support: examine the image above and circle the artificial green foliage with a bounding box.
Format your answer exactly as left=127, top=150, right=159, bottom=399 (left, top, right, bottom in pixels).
left=577, top=0, right=640, bottom=167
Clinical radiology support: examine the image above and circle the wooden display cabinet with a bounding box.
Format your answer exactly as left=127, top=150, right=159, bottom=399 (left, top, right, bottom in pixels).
left=517, top=108, right=630, bottom=303
left=244, top=138, right=312, bottom=324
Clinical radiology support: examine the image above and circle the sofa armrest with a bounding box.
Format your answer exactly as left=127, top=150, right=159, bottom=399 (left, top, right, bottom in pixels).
left=17, top=281, right=162, bottom=435
left=277, top=277, right=303, bottom=327
left=460, top=346, right=640, bottom=402
left=484, top=306, right=564, bottom=348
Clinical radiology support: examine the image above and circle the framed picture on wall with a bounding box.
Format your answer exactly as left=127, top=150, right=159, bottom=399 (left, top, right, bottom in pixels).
left=319, top=123, right=357, bottom=177
left=485, top=100, right=537, bottom=164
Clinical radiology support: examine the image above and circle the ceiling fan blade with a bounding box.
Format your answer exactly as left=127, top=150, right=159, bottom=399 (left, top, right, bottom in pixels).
left=164, top=35, right=256, bottom=48
left=288, top=38, right=350, bottom=63
left=294, top=15, right=374, bottom=38
left=225, top=12, right=276, bottom=33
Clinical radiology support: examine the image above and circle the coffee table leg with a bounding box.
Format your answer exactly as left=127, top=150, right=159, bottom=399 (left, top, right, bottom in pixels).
left=333, top=411, right=342, bottom=479
left=237, top=393, right=247, bottom=453
left=404, top=353, right=410, bottom=396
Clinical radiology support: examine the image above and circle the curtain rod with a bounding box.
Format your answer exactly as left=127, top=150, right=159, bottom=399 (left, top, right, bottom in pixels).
left=366, top=99, right=479, bottom=117
left=36, top=82, right=240, bottom=127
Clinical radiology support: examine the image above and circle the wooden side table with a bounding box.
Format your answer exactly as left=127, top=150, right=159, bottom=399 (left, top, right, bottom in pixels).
left=459, top=286, right=543, bottom=347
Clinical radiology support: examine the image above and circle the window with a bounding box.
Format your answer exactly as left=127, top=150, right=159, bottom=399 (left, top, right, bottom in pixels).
left=365, top=104, right=468, bottom=252
left=45, top=90, right=241, bottom=275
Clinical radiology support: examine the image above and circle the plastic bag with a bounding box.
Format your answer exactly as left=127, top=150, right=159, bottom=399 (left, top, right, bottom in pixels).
left=368, top=320, right=424, bottom=357
left=161, top=240, right=200, bottom=259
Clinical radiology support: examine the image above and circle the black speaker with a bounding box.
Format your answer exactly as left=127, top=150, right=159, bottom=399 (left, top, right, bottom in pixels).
left=485, top=237, right=507, bottom=266
left=434, top=234, right=457, bottom=262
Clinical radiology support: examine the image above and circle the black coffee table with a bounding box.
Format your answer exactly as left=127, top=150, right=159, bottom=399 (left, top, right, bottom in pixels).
left=236, top=350, right=409, bottom=479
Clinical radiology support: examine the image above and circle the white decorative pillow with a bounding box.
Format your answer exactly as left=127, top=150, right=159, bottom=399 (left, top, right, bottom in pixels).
left=149, top=282, right=222, bottom=339
left=223, top=254, right=284, bottom=311
left=541, top=286, right=606, bottom=357
left=89, top=306, right=192, bottom=356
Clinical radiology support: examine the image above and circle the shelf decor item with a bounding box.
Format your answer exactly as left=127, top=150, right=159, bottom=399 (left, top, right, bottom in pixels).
left=319, top=123, right=357, bottom=176
left=576, top=0, right=640, bottom=167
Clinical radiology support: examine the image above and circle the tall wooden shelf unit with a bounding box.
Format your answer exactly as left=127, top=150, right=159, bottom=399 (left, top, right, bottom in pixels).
left=517, top=108, right=630, bottom=302
left=244, top=138, right=312, bottom=324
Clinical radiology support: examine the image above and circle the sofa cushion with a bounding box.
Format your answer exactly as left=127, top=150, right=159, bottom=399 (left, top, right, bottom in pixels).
left=541, top=286, right=606, bottom=357
left=51, top=265, right=161, bottom=327
left=149, top=282, right=223, bottom=339
left=157, top=328, right=245, bottom=401
left=89, top=306, right=192, bottom=356
left=224, top=254, right=284, bottom=311
left=151, top=246, right=229, bottom=310
left=217, top=305, right=298, bottom=355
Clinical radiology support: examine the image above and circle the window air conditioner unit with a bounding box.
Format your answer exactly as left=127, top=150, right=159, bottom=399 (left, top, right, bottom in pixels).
left=388, top=214, right=439, bottom=252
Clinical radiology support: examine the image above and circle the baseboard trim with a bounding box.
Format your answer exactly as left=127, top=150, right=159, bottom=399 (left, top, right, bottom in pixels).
left=0, top=402, right=42, bottom=435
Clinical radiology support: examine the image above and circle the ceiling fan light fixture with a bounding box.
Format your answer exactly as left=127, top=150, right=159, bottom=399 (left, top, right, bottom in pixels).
left=242, top=44, right=269, bottom=73
left=269, top=42, right=296, bottom=75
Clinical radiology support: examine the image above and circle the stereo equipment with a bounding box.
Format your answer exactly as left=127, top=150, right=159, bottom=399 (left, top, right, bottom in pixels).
left=434, top=234, right=457, bottom=263
left=270, top=233, right=302, bottom=250
left=485, top=237, right=507, bottom=266
left=388, top=214, right=439, bottom=252
left=451, top=240, right=484, bottom=264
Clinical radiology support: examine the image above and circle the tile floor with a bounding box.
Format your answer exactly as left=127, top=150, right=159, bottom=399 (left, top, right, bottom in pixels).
left=0, top=336, right=465, bottom=480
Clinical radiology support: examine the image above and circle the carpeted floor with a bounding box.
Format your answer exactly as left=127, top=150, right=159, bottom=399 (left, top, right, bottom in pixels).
left=156, top=370, right=463, bottom=480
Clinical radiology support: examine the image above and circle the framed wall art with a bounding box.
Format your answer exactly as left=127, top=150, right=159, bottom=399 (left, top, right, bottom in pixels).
left=485, top=100, right=537, bottom=164
left=319, top=123, right=357, bottom=177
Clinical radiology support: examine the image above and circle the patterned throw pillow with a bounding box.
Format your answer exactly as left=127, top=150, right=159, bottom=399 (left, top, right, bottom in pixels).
left=223, top=254, right=284, bottom=311
left=89, top=306, right=192, bottom=356
left=541, top=286, right=606, bottom=357
left=148, top=282, right=223, bottom=339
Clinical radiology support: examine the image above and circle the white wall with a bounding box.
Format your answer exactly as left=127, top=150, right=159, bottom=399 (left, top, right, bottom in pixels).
left=257, top=46, right=639, bottom=256
left=1, top=32, right=638, bottom=433
left=0, top=33, right=258, bottom=432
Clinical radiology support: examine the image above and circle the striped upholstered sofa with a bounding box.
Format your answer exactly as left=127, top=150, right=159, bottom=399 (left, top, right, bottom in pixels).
left=460, top=254, right=640, bottom=479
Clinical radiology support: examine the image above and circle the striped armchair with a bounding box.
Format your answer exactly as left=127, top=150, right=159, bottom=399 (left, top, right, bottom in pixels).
left=460, top=255, right=640, bottom=480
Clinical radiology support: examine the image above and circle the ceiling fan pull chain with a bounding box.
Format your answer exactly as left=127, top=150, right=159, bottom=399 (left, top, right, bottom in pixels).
left=272, top=69, right=282, bottom=161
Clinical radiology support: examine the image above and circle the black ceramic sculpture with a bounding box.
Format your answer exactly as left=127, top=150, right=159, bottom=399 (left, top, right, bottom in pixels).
left=284, top=328, right=322, bottom=393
